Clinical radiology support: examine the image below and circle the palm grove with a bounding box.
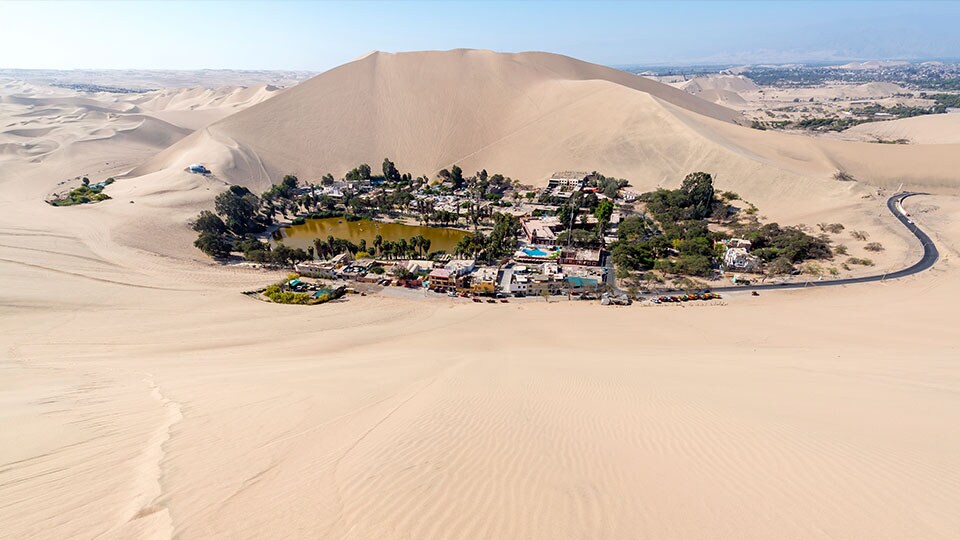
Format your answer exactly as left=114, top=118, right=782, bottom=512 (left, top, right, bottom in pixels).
left=192, top=158, right=523, bottom=265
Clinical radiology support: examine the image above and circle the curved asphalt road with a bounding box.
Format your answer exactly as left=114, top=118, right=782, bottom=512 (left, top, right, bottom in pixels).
left=703, top=192, right=939, bottom=294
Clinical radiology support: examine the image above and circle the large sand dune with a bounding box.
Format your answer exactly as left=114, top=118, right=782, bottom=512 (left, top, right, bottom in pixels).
left=1, top=51, right=959, bottom=540
left=139, top=49, right=960, bottom=210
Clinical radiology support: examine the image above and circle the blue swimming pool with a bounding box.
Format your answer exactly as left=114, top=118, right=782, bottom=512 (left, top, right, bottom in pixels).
left=523, top=248, right=549, bottom=257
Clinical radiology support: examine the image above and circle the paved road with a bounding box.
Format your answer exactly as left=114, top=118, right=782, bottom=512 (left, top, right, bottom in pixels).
left=684, top=192, right=939, bottom=295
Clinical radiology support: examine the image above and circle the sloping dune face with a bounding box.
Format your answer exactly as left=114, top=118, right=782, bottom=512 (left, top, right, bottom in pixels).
left=143, top=49, right=960, bottom=200
left=142, top=49, right=745, bottom=189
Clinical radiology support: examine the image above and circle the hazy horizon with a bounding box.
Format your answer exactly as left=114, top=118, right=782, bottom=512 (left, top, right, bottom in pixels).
left=4, top=0, right=960, bottom=71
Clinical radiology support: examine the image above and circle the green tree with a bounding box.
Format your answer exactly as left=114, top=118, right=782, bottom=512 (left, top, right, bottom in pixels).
left=450, top=165, right=464, bottom=189
left=594, top=200, right=614, bottom=240
left=191, top=210, right=227, bottom=235
left=194, top=231, right=232, bottom=258
left=382, top=158, right=400, bottom=182
left=679, top=172, right=715, bottom=220
left=281, top=174, right=299, bottom=193
left=214, top=186, right=260, bottom=234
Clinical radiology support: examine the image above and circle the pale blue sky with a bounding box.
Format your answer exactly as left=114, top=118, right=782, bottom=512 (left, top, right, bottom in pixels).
left=3, top=1, right=959, bottom=70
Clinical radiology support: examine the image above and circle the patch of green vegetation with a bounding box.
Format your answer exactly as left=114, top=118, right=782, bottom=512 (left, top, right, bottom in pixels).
left=734, top=222, right=832, bottom=263
left=49, top=177, right=114, bottom=206
left=610, top=172, right=722, bottom=278
left=263, top=284, right=313, bottom=304
left=922, top=93, right=960, bottom=108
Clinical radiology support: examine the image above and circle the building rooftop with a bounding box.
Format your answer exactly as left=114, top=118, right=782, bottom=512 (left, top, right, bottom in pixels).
left=473, top=267, right=498, bottom=282
left=549, top=171, right=590, bottom=180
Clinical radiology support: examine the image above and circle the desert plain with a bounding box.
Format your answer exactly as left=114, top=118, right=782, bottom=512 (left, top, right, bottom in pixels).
left=1, top=50, right=959, bottom=539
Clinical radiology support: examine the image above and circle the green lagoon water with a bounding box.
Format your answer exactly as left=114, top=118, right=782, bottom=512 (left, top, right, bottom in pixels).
left=273, top=218, right=469, bottom=254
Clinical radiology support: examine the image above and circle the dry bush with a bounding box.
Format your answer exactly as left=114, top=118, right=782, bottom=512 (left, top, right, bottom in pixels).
left=801, top=262, right=824, bottom=276
left=833, top=170, right=855, bottom=182
left=833, top=244, right=848, bottom=256
left=864, top=242, right=884, bottom=252
left=846, top=257, right=874, bottom=266
left=851, top=230, right=869, bottom=241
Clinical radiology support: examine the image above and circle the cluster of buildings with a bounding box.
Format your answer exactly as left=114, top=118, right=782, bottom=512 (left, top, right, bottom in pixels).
left=295, top=248, right=606, bottom=298
left=286, top=170, right=631, bottom=299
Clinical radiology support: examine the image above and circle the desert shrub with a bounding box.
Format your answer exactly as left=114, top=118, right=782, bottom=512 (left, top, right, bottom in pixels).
left=766, top=257, right=795, bottom=275
left=801, top=262, right=824, bottom=276
left=847, top=257, right=874, bottom=266
left=864, top=242, right=884, bottom=252
left=833, top=170, right=855, bottom=182
left=851, top=230, right=869, bottom=241
left=833, top=244, right=849, bottom=256
left=818, top=222, right=845, bottom=234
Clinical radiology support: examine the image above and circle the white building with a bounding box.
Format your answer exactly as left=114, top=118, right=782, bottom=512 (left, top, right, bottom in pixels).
left=723, top=247, right=761, bottom=273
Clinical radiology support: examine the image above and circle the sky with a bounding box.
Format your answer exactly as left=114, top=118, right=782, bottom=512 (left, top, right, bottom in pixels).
left=3, top=0, right=959, bottom=71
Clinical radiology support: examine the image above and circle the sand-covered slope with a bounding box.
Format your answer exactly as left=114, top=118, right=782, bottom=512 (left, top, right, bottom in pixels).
left=679, top=74, right=760, bottom=94
left=139, top=50, right=960, bottom=204
left=842, top=112, right=960, bottom=144
left=138, top=49, right=744, bottom=187
left=3, top=56, right=960, bottom=540
left=129, top=84, right=283, bottom=129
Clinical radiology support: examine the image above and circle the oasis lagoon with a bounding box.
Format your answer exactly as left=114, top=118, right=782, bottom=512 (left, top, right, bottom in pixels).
left=273, top=217, right=470, bottom=255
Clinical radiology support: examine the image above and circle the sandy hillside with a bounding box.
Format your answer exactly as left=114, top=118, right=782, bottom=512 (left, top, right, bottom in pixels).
left=130, top=85, right=283, bottom=129
left=677, top=74, right=760, bottom=94
left=137, top=50, right=960, bottom=213
left=840, top=111, right=960, bottom=144
left=1, top=50, right=960, bottom=540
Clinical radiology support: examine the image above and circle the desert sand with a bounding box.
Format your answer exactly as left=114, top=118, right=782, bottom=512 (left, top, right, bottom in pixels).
left=2, top=50, right=959, bottom=539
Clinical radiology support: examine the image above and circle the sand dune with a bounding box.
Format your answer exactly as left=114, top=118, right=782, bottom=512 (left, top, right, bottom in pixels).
left=1, top=192, right=959, bottom=539
left=1, top=51, right=960, bottom=540
left=678, top=74, right=760, bottom=94
left=842, top=112, right=960, bottom=144
left=138, top=50, right=743, bottom=187
left=130, top=85, right=283, bottom=129
left=137, top=50, right=959, bottom=211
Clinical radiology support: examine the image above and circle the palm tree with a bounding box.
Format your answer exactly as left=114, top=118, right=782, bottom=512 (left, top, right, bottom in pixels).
left=313, top=238, right=326, bottom=259
left=421, top=238, right=431, bottom=258
left=374, top=234, right=383, bottom=255
left=409, top=235, right=421, bottom=257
